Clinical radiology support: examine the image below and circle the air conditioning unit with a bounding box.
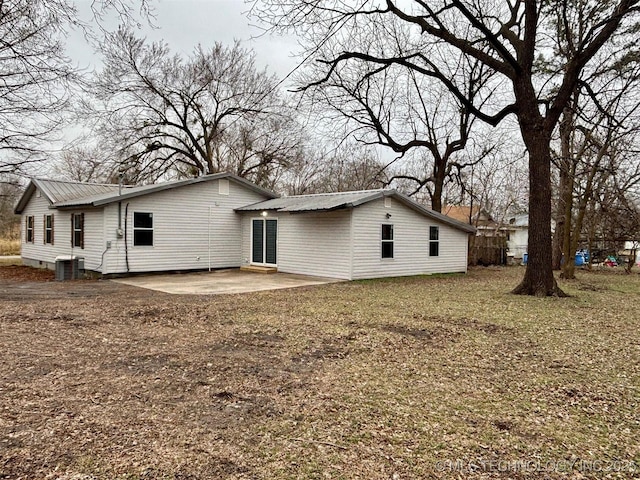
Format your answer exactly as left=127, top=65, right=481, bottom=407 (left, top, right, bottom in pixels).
left=55, top=255, right=84, bottom=281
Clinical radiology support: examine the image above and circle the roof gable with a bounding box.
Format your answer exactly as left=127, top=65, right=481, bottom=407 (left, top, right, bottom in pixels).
left=238, top=190, right=476, bottom=234
left=14, top=179, right=123, bottom=214
left=15, top=173, right=278, bottom=213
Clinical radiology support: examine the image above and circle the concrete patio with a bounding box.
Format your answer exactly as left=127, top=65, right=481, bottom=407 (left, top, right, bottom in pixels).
left=111, top=268, right=344, bottom=295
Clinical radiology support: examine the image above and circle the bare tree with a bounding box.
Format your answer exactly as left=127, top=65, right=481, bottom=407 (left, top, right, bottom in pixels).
left=86, top=29, right=300, bottom=187
left=588, top=170, right=640, bottom=270
left=0, top=0, right=152, bottom=176
left=456, top=149, right=529, bottom=226
left=300, top=37, right=496, bottom=211
left=551, top=54, right=640, bottom=278
left=50, top=146, right=118, bottom=183
left=0, top=176, right=21, bottom=240
left=278, top=142, right=388, bottom=195
left=254, top=0, right=639, bottom=296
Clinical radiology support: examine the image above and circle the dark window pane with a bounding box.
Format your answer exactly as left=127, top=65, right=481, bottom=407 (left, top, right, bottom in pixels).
left=430, top=241, right=439, bottom=257
left=134, top=229, right=153, bottom=246
left=266, top=219, right=277, bottom=264
left=429, top=226, right=439, bottom=241
left=46, top=215, right=52, bottom=229
left=74, top=214, right=82, bottom=229
left=252, top=219, right=264, bottom=263
left=382, top=224, right=393, bottom=240
left=27, top=217, right=33, bottom=242
left=382, top=242, right=394, bottom=258
left=74, top=231, right=82, bottom=247
left=46, top=230, right=52, bottom=244
left=134, top=212, right=153, bottom=229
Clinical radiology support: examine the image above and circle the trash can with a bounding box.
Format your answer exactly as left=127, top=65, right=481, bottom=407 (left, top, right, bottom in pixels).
left=522, top=253, right=528, bottom=265
left=55, top=256, right=84, bottom=281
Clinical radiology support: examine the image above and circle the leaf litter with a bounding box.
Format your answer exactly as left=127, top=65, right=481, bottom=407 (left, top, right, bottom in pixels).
left=0, top=266, right=638, bottom=479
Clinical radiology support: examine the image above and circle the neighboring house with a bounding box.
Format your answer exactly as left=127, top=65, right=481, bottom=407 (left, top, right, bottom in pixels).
left=442, top=205, right=502, bottom=236
left=443, top=204, right=510, bottom=265
left=505, top=213, right=529, bottom=260
left=15, top=174, right=475, bottom=279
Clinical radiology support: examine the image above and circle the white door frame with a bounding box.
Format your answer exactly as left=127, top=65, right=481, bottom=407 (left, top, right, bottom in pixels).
left=250, top=217, right=278, bottom=266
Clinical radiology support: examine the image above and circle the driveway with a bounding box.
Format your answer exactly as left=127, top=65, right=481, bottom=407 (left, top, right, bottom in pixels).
left=111, top=269, right=344, bottom=295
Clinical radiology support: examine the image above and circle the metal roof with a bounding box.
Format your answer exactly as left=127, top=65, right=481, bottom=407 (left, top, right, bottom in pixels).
left=36, top=179, right=123, bottom=203
left=237, top=189, right=388, bottom=212
left=238, top=189, right=476, bottom=234
left=55, top=173, right=277, bottom=207
left=14, top=179, right=125, bottom=213
left=15, top=173, right=278, bottom=213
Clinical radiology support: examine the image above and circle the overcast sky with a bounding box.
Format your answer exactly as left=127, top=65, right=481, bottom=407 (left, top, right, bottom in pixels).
left=67, top=0, right=301, bottom=80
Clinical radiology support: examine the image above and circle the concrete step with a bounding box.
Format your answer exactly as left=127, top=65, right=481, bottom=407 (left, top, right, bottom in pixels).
left=240, top=265, right=278, bottom=274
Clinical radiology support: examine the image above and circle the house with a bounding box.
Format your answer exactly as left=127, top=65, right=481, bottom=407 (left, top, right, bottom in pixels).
left=504, top=213, right=529, bottom=260
left=15, top=174, right=475, bottom=279
left=236, top=190, right=475, bottom=279
left=442, top=205, right=502, bottom=236
left=14, top=174, right=274, bottom=274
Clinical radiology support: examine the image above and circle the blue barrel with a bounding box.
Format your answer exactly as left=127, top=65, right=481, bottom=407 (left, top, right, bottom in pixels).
left=575, top=254, right=585, bottom=266
left=523, top=253, right=528, bottom=264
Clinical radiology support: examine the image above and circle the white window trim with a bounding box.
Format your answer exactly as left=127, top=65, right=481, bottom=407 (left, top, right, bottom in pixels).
left=429, top=226, right=440, bottom=257
left=381, top=223, right=394, bottom=260
left=133, top=211, right=154, bottom=247
left=26, top=216, right=34, bottom=243
left=72, top=213, right=84, bottom=249
left=44, top=214, right=53, bottom=244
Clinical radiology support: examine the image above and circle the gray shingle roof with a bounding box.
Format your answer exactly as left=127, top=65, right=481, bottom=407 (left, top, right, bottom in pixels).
left=238, top=189, right=476, bottom=234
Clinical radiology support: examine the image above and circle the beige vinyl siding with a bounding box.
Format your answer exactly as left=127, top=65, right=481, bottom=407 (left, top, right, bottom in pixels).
left=351, top=197, right=469, bottom=280
left=244, top=210, right=352, bottom=279
left=20, top=189, right=104, bottom=270
left=102, top=179, right=268, bottom=274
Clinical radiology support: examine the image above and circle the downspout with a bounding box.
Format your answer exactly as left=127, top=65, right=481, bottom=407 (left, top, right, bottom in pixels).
left=124, top=202, right=130, bottom=273
left=118, top=173, right=123, bottom=231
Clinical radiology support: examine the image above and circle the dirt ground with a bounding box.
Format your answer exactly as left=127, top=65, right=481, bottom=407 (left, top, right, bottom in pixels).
left=0, top=266, right=638, bottom=479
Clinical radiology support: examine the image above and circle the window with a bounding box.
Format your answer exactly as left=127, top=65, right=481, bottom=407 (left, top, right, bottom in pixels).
left=44, top=214, right=54, bottom=245
left=133, top=212, right=153, bottom=246
left=25, top=216, right=34, bottom=243
left=72, top=213, right=84, bottom=249
left=381, top=224, right=394, bottom=259
left=429, top=226, right=439, bottom=257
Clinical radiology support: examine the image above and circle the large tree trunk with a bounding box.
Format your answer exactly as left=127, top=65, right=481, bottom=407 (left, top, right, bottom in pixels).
left=513, top=128, right=566, bottom=297
left=431, top=155, right=447, bottom=213
left=432, top=174, right=444, bottom=213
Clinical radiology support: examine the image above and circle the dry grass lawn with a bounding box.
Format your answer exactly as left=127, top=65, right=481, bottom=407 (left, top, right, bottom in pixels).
left=0, top=266, right=638, bottom=479
left=0, top=238, right=20, bottom=256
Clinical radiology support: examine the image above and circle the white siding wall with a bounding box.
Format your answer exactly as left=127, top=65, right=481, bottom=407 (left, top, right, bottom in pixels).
left=20, top=190, right=104, bottom=270
left=240, top=210, right=353, bottom=279
left=102, top=179, right=268, bottom=274
left=507, top=228, right=528, bottom=259
left=351, top=197, right=469, bottom=280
